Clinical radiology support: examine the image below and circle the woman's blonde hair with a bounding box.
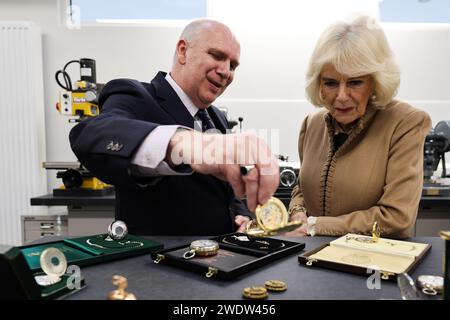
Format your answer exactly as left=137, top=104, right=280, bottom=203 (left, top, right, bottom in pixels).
left=305, top=15, right=400, bottom=109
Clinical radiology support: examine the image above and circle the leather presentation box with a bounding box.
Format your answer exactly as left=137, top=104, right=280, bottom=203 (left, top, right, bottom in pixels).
left=0, top=234, right=162, bottom=299
left=151, top=232, right=305, bottom=280
left=298, top=234, right=431, bottom=281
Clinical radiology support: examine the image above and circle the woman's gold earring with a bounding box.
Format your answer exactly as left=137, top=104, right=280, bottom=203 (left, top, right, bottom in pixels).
left=371, top=93, right=376, bottom=101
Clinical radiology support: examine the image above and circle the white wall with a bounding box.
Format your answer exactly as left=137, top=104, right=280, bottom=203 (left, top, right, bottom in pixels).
left=1, top=0, right=449, bottom=194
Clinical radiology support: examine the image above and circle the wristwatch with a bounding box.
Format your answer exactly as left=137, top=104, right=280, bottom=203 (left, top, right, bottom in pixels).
left=183, top=240, right=219, bottom=259
left=417, top=275, right=444, bottom=295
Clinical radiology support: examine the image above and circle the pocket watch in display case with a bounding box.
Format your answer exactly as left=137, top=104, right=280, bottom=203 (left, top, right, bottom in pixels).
left=183, top=240, right=220, bottom=259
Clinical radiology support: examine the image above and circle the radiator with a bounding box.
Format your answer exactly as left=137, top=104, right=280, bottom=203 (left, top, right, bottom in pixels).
left=0, top=21, right=47, bottom=245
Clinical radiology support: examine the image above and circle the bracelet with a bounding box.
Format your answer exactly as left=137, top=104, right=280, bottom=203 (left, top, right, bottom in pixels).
left=289, top=204, right=307, bottom=216
left=306, top=216, right=317, bottom=236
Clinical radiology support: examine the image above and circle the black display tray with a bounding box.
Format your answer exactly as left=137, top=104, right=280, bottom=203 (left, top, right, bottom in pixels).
left=151, top=232, right=305, bottom=280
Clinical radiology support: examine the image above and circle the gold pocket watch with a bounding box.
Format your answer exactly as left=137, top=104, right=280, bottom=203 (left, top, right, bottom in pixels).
left=183, top=240, right=219, bottom=259
left=246, top=197, right=302, bottom=236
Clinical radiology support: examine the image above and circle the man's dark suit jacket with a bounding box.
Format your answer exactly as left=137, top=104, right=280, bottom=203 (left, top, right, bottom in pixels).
left=69, top=71, right=249, bottom=235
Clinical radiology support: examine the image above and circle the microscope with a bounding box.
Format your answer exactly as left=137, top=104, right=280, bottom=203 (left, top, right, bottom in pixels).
left=423, top=121, right=450, bottom=197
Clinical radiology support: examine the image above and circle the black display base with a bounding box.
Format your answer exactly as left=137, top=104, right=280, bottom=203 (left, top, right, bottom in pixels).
left=151, top=232, right=305, bottom=280
left=53, top=187, right=115, bottom=197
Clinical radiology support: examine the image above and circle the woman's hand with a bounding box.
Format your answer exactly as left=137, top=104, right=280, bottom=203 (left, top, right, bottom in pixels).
left=283, top=210, right=308, bottom=237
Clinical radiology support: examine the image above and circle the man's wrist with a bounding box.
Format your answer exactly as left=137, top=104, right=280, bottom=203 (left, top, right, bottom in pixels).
left=166, top=129, right=194, bottom=167
left=167, top=130, right=223, bottom=167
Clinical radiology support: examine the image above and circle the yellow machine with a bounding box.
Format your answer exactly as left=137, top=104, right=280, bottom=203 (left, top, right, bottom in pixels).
left=55, top=58, right=101, bottom=121
left=56, top=82, right=100, bottom=119
left=45, top=58, right=112, bottom=196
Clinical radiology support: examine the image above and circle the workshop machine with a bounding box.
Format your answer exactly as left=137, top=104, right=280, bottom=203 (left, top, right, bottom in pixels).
left=273, top=155, right=300, bottom=208
left=44, top=58, right=113, bottom=196
left=55, top=58, right=102, bottom=121
left=423, top=120, right=450, bottom=197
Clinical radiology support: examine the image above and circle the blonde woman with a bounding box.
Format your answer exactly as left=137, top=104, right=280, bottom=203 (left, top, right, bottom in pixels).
left=287, top=15, right=431, bottom=239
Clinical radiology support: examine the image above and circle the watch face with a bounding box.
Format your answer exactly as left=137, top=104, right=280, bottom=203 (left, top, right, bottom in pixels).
left=183, top=240, right=219, bottom=259
left=188, top=240, right=219, bottom=257
left=280, top=169, right=296, bottom=187
left=108, top=220, right=128, bottom=240
left=255, top=197, right=288, bottom=231
left=40, top=247, right=67, bottom=278
left=191, top=240, right=218, bottom=249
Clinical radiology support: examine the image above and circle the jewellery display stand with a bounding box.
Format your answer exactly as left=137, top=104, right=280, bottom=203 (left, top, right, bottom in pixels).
left=20, top=234, right=163, bottom=272
left=298, top=233, right=431, bottom=281
left=151, top=232, right=305, bottom=280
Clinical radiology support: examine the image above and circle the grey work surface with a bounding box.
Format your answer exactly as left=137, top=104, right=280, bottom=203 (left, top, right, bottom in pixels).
left=62, top=236, right=444, bottom=300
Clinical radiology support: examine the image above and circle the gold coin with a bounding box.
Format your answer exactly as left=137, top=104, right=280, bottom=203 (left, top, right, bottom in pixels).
left=242, top=286, right=268, bottom=299
left=264, top=280, right=287, bottom=292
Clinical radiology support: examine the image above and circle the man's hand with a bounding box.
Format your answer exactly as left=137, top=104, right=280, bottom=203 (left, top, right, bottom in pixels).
left=166, top=130, right=279, bottom=212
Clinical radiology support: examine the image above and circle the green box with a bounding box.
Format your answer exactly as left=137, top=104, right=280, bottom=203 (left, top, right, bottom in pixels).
left=1, top=234, right=162, bottom=299
left=20, top=234, right=162, bottom=271
left=0, top=244, right=85, bottom=299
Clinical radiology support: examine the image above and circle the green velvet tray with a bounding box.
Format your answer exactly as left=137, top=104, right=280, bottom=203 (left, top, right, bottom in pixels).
left=0, top=234, right=163, bottom=299
left=1, top=245, right=85, bottom=300
left=35, top=272, right=87, bottom=300
left=20, top=234, right=163, bottom=271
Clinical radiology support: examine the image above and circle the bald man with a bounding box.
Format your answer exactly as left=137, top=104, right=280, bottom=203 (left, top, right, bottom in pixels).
left=70, top=19, right=279, bottom=236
